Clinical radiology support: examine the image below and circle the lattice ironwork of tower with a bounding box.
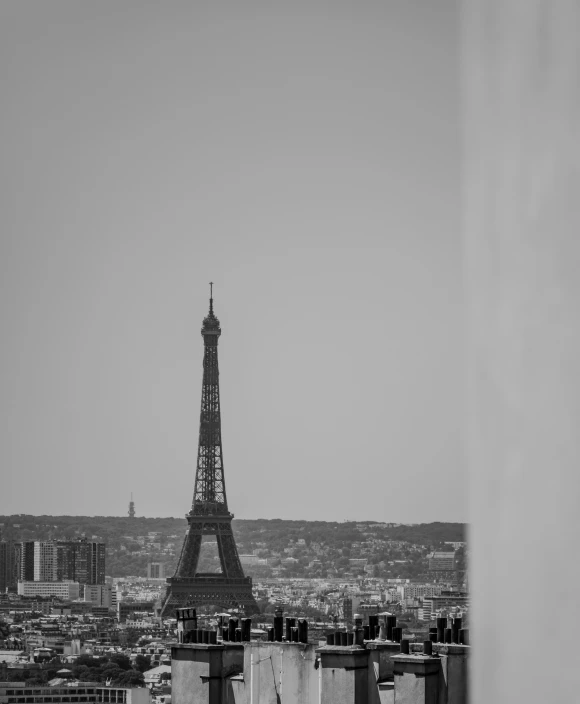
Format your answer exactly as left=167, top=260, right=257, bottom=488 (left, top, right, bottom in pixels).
left=161, top=290, right=259, bottom=617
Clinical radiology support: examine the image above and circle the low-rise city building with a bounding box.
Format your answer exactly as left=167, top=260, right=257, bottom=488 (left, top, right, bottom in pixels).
left=421, top=591, right=469, bottom=621
left=0, top=683, right=150, bottom=704
left=427, top=551, right=456, bottom=571
left=84, top=584, right=114, bottom=609
left=17, top=581, right=80, bottom=600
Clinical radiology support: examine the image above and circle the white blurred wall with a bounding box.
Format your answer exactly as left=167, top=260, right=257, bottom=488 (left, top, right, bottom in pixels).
left=464, top=2, right=580, bottom=702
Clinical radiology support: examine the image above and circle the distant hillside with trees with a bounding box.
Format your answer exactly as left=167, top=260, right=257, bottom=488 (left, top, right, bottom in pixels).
left=0, top=516, right=467, bottom=581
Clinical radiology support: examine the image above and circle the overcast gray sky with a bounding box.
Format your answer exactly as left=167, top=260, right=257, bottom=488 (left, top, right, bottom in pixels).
left=0, top=1, right=462, bottom=522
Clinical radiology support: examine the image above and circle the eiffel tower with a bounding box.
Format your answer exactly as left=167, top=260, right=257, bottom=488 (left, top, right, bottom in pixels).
left=161, top=286, right=259, bottom=617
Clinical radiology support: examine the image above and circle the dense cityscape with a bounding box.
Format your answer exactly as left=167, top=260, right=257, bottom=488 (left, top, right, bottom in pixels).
left=0, top=296, right=470, bottom=703
left=0, top=292, right=469, bottom=704
left=0, top=511, right=468, bottom=700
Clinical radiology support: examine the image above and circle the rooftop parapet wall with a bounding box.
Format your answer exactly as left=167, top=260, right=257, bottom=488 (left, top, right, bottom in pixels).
left=240, top=641, right=319, bottom=704
left=365, top=641, right=401, bottom=704
left=171, top=610, right=470, bottom=704
left=392, top=654, right=441, bottom=704
left=316, top=646, right=369, bottom=704
left=171, top=643, right=243, bottom=704
left=433, top=645, right=469, bottom=704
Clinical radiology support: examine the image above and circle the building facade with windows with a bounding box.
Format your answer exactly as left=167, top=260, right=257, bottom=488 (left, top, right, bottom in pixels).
left=19, top=542, right=35, bottom=581
left=57, top=540, right=106, bottom=585
left=0, top=683, right=149, bottom=704
left=12, top=540, right=105, bottom=586
left=427, top=552, right=456, bottom=571
left=146, top=562, right=165, bottom=579
left=17, top=580, right=80, bottom=599
left=397, top=584, right=444, bottom=600
left=117, top=601, right=156, bottom=623
left=84, top=583, right=114, bottom=608
left=33, top=542, right=58, bottom=581
left=421, top=592, right=469, bottom=621
left=0, top=541, right=17, bottom=593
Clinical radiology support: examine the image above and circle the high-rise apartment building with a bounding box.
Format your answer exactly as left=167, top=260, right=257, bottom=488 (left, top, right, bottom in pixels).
left=89, top=542, right=106, bottom=584
left=19, top=541, right=58, bottom=581
left=57, top=540, right=88, bottom=582
left=18, top=541, right=58, bottom=582
left=57, top=539, right=105, bottom=584
left=20, top=542, right=35, bottom=581
left=0, top=541, right=17, bottom=593
left=14, top=539, right=105, bottom=584
left=33, top=542, right=58, bottom=581
left=13, top=542, right=22, bottom=583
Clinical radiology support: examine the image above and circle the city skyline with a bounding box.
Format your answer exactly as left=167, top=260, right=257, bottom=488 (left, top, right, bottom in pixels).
left=0, top=2, right=462, bottom=522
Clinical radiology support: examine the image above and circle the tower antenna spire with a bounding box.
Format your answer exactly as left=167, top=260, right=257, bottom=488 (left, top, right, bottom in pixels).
left=209, top=282, right=214, bottom=313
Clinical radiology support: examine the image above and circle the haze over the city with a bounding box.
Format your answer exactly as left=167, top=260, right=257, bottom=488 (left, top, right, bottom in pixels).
left=0, top=1, right=462, bottom=522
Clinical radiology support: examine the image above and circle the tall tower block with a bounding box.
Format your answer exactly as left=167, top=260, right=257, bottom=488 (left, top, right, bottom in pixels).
left=128, top=494, right=135, bottom=519
left=161, top=288, right=258, bottom=616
